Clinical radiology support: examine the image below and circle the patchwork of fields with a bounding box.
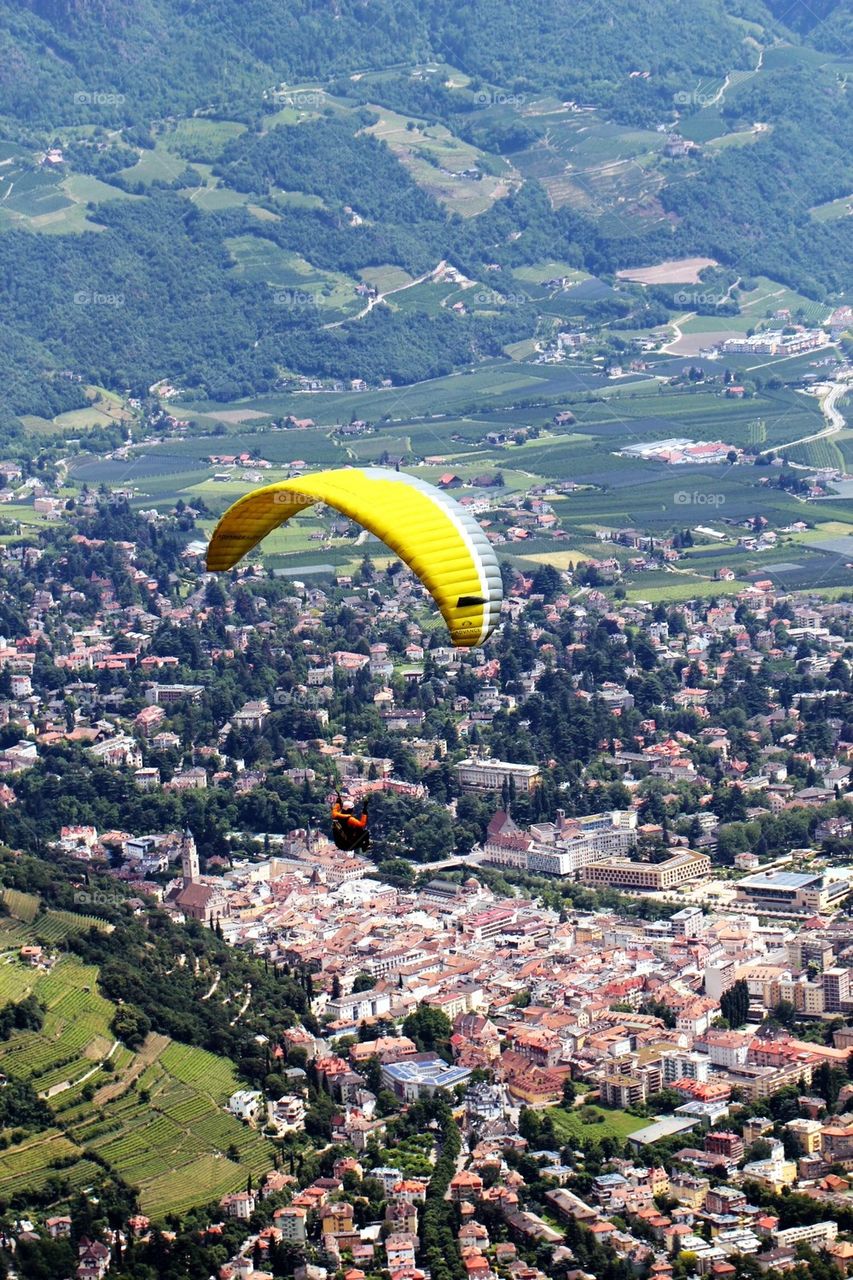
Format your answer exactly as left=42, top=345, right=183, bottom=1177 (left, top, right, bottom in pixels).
left=55, top=342, right=853, bottom=595
left=0, top=896, right=276, bottom=1217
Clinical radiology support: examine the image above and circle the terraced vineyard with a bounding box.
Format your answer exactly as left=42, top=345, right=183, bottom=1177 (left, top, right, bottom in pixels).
left=0, top=954, right=276, bottom=1217
left=0, top=959, right=113, bottom=1084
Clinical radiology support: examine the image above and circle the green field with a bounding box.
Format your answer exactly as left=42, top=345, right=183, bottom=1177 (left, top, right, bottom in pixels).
left=158, top=117, right=247, bottom=159
left=735, top=276, right=831, bottom=326
left=810, top=194, right=853, bottom=224
left=224, top=235, right=362, bottom=314
left=549, top=1104, right=646, bottom=1143
left=363, top=104, right=518, bottom=217
left=1, top=887, right=40, bottom=923
left=53, top=346, right=852, bottom=589
left=0, top=955, right=276, bottom=1218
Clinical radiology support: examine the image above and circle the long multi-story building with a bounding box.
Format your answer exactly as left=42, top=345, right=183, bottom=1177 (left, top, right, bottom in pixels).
left=736, top=871, right=852, bottom=915
left=774, top=1222, right=838, bottom=1250
left=145, top=682, right=204, bottom=705
left=454, top=757, right=541, bottom=793
left=582, top=850, right=710, bottom=892
left=721, top=329, right=824, bottom=356
left=327, top=988, right=392, bottom=1023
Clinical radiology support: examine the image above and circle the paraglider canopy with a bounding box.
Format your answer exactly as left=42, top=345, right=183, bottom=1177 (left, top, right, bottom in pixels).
left=206, top=467, right=502, bottom=647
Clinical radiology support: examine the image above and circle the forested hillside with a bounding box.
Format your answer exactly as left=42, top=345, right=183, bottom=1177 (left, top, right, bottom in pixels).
left=1, top=0, right=764, bottom=124
left=0, top=0, right=850, bottom=429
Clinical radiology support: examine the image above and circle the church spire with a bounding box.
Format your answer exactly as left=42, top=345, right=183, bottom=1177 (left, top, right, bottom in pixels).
left=181, top=828, right=199, bottom=886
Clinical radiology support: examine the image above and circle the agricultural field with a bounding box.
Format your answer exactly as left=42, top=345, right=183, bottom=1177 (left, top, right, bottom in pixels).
left=1, top=887, right=40, bottom=923
left=0, top=958, right=114, bottom=1088
left=224, top=236, right=362, bottom=316
left=362, top=104, right=518, bottom=217
left=387, top=279, right=471, bottom=317
left=157, top=117, right=247, bottom=159
left=359, top=264, right=415, bottom=292
left=0, top=954, right=276, bottom=1217
left=785, top=437, right=846, bottom=470
left=511, top=97, right=671, bottom=229
left=57, top=336, right=849, bottom=591
left=734, top=277, right=831, bottom=326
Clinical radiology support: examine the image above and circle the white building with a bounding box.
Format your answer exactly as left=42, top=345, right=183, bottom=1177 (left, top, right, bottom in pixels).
left=662, top=1051, right=710, bottom=1084
left=774, top=1221, right=838, bottom=1249
left=269, top=1094, right=306, bottom=1133
left=327, top=989, right=392, bottom=1023
left=454, top=757, right=541, bottom=793
left=227, top=1089, right=263, bottom=1123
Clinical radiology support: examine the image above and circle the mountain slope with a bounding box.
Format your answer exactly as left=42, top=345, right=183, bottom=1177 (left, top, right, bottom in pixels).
left=0, top=0, right=773, bottom=126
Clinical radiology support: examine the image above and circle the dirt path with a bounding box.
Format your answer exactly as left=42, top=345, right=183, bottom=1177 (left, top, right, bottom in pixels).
left=41, top=1040, right=119, bottom=1100
left=230, top=983, right=252, bottom=1026
left=661, top=312, right=693, bottom=353
left=202, top=971, right=221, bottom=1001
left=92, top=1031, right=169, bottom=1106
left=323, top=260, right=447, bottom=330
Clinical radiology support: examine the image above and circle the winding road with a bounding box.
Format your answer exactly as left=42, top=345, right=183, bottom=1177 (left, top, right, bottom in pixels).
left=323, top=259, right=447, bottom=330
left=775, top=376, right=851, bottom=454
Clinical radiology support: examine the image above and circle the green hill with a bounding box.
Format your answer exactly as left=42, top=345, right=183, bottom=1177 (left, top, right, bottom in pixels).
left=0, top=866, right=306, bottom=1220
left=1, top=0, right=757, bottom=126
left=0, top=0, right=849, bottom=439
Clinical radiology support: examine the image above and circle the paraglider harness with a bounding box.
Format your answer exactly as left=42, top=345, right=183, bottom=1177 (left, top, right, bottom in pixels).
left=331, top=791, right=370, bottom=853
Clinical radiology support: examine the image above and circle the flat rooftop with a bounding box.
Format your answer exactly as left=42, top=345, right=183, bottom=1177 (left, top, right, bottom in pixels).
left=739, top=872, right=821, bottom=890
left=629, top=1115, right=701, bottom=1145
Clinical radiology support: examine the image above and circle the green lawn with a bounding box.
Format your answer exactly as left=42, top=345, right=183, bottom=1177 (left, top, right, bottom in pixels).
left=811, top=194, right=853, bottom=223
left=549, top=1104, right=646, bottom=1142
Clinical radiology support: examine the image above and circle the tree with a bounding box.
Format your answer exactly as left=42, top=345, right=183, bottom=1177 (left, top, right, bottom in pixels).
left=403, top=1004, right=452, bottom=1059
left=720, top=979, right=750, bottom=1029
left=110, top=1003, right=151, bottom=1050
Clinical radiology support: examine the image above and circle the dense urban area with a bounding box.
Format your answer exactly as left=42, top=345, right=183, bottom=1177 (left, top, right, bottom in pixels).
left=1, top=0, right=853, bottom=1279
left=0, top=484, right=850, bottom=1280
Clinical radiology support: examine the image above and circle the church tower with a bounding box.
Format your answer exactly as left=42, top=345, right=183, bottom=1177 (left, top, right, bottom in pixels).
left=181, top=828, right=199, bottom=886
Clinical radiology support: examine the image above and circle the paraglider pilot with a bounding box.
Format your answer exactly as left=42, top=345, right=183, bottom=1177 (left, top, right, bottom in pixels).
left=331, top=791, right=370, bottom=852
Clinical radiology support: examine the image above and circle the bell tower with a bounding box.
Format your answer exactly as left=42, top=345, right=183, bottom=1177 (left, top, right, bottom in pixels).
left=181, top=828, right=199, bottom=886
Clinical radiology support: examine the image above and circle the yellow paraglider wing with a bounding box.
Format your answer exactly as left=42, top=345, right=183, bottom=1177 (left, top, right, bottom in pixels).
left=205, top=467, right=502, bottom=647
